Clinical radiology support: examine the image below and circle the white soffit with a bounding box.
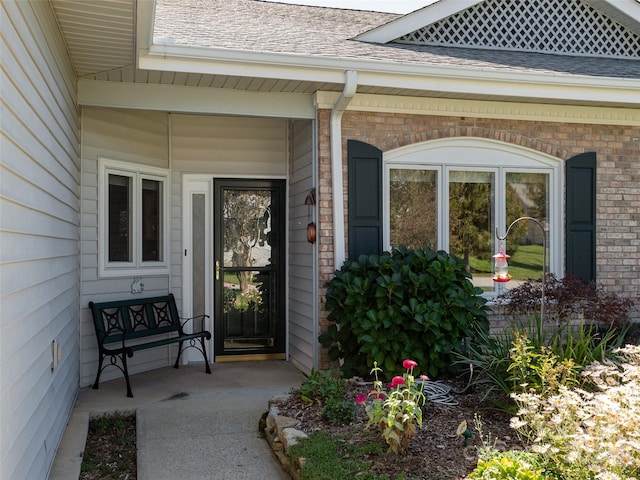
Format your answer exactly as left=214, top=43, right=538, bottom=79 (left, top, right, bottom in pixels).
left=51, top=0, right=135, bottom=77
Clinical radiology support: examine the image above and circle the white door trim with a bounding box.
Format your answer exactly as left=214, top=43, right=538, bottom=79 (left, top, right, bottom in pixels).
left=182, top=175, right=214, bottom=361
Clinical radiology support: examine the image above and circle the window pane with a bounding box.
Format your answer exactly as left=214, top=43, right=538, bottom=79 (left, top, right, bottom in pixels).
left=389, top=169, right=437, bottom=249
left=223, top=189, right=272, bottom=269
left=192, top=193, right=206, bottom=328
left=449, top=171, right=494, bottom=287
left=505, top=172, right=548, bottom=282
left=108, top=174, right=132, bottom=262
left=142, top=179, right=162, bottom=262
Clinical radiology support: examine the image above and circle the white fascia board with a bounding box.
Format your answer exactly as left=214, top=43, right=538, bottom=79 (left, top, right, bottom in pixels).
left=584, top=0, right=640, bottom=32
left=77, top=79, right=316, bottom=119
left=141, top=46, right=640, bottom=107
left=141, top=45, right=348, bottom=83
left=353, top=0, right=483, bottom=43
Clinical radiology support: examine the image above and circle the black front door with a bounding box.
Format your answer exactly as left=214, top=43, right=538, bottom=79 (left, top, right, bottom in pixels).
left=213, top=179, right=286, bottom=357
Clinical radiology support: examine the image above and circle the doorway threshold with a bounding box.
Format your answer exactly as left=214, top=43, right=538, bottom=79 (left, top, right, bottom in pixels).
left=215, top=353, right=286, bottom=362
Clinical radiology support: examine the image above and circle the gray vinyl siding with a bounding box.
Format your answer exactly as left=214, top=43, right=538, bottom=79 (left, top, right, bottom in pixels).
left=287, top=120, right=316, bottom=373
left=168, top=113, right=288, bottom=337
left=0, top=2, right=80, bottom=479
left=80, top=107, right=171, bottom=387
left=79, top=108, right=289, bottom=386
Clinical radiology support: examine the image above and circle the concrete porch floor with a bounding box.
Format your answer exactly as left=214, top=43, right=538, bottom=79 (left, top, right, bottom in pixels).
left=49, top=361, right=303, bottom=479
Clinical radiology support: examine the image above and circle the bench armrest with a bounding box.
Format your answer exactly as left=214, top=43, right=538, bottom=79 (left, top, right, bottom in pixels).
left=180, top=314, right=210, bottom=333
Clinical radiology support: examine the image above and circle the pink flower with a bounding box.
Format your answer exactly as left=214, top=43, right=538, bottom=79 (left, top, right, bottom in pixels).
left=390, top=376, right=405, bottom=388
left=403, top=359, right=418, bottom=370
left=369, top=390, right=386, bottom=400
left=355, top=393, right=367, bottom=405
left=420, top=374, right=430, bottom=381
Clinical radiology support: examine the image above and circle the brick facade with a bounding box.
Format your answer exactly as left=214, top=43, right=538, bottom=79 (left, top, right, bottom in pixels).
left=316, top=109, right=640, bottom=368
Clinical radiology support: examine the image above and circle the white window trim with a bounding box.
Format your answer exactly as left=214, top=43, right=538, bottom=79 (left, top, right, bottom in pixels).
left=383, top=137, right=564, bottom=294
left=98, top=157, right=170, bottom=278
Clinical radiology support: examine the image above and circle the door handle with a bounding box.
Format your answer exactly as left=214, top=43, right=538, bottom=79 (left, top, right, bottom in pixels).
left=216, top=261, right=220, bottom=280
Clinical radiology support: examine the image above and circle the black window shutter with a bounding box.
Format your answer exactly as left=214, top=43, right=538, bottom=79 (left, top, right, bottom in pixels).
left=566, top=152, right=596, bottom=282
left=348, top=140, right=383, bottom=260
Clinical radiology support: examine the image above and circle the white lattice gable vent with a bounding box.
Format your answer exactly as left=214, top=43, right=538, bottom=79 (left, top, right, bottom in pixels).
left=393, top=0, right=640, bottom=59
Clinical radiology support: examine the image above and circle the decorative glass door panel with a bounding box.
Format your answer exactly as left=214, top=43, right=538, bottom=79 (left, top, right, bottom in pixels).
left=214, top=179, right=285, bottom=356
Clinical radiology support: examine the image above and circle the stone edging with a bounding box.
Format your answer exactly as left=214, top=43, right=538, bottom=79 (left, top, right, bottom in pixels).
left=264, top=395, right=307, bottom=480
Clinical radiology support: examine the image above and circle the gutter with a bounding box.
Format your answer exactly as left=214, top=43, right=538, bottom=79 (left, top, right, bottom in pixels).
left=330, top=70, right=358, bottom=270
left=140, top=45, right=640, bottom=108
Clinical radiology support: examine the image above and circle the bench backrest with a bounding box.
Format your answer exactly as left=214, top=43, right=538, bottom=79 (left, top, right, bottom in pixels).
left=89, top=294, right=182, bottom=345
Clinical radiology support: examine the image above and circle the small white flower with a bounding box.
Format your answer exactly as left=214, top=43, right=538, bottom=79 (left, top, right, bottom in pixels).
left=566, top=451, right=579, bottom=463
left=510, top=417, right=527, bottom=430
left=595, top=472, right=621, bottom=480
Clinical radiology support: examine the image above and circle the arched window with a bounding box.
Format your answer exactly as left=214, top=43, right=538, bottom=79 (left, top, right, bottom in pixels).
left=383, top=138, right=563, bottom=293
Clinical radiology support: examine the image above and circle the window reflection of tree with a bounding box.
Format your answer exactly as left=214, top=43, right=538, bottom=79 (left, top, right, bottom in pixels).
left=223, top=190, right=271, bottom=293
left=449, top=173, right=494, bottom=271
left=390, top=169, right=437, bottom=249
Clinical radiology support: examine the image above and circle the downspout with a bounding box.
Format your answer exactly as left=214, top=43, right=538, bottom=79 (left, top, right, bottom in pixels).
left=330, top=70, right=357, bottom=269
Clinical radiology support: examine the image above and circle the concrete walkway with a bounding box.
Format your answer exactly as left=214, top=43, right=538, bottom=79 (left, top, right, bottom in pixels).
left=49, top=361, right=302, bottom=480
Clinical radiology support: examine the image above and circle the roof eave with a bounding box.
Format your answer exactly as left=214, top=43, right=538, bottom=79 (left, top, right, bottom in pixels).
left=140, top=44, right=640, bottom=108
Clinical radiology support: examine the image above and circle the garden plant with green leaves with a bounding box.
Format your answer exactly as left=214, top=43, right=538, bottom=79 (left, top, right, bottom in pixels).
left=461, top=273, right=633, bottom=410
left=320, top=246, right=489, bottom=379
left=299, top=368, right=355, bottom=425
left=465, top=344, right=640, bottom=480
left=356, top=359, right=426, bottom=455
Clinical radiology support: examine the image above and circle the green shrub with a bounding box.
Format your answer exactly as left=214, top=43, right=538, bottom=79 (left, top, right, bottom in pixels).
left=321, top=398, right=356, bottom=425
left=467, top=450, right=552, bottom=480
left=320, top=246, right=489, bottom=379
left=299, top=368, right=347, bottom=405
left=299, top=369, right=355, bottom=425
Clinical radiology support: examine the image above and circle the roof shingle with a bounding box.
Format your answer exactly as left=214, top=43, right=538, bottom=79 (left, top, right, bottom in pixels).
left=153, top=0, right=640, bottom=79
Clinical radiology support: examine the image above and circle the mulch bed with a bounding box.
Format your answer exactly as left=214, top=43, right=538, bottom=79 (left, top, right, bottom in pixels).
left=273, top=379, right=522, bottom=480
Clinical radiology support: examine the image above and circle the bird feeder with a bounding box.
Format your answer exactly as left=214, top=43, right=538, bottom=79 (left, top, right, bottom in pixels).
left=492, top=244, right=511, bottom=282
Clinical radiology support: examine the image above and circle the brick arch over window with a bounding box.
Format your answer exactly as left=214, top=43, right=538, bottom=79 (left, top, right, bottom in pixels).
left=379, top=126, right=569, bottom=160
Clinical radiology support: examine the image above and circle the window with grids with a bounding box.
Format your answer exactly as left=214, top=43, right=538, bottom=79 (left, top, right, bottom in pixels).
left=99, top=159, right=169, bottom=277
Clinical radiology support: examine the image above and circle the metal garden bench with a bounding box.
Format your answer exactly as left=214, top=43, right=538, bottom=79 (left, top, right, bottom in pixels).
left=89, top=293, right=211, bottom=397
